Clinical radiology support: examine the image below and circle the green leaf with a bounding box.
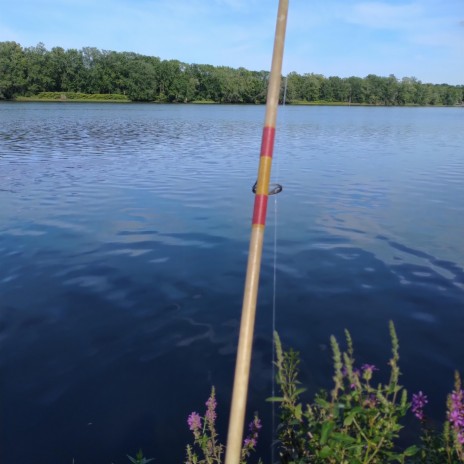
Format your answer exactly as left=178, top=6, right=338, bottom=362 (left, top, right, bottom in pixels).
left=294, top=403, right=303, bottom=421
left=331, top=432, right=356, bottom=444
left=320, top=421, right=334, bottom=445
left=319, top=446, right=333, bottom=458
left=315, top=397, right=330, bottom=408
left=343, top=412, right=355, bottom=426
left=386, top=452, right=404, bottom=463
left=404, top=445, right=419, bottom=456
left=266, top=396, right=285, bottom=402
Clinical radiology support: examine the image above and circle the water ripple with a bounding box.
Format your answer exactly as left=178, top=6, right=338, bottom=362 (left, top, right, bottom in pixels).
left=1, top=103, right=463, bottom=464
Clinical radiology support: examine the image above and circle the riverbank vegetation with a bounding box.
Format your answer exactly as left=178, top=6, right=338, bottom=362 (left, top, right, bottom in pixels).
left=269, top=324, right=464, bottom=463
left=171, top=323, right=463, bottom=464
left=16, top=92, right=130, bottom=102
left=1, top=42, right=463, bottom=106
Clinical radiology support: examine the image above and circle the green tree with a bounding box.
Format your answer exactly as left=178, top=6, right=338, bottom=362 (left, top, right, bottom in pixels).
left=398, top=77, right=417, bottom=105
left=163, top=62, right=195, bottom=102
left=126, top=57, right=158, bottom=101
left=440, top=85, right=460, bottom=105
left=23, top=42, right=53, bottom=94
left=63, top=48, right=87, bottom=92
left=346, top=76, right=365, bottom=103
left=0, top=41, right=27, bottom=99
left=302, top=73, right=323, bottom=101
left=1, top=41, right=462, bottom=105
left=319, top=77, right=333, bottom=102
left=157, top=59, right=184, bottom=102
left=383, top=74, right=399, bottom=105
left=413, top=79, right=429, bottom=105
left=285, top=71, right=304, bottom=102
left=193, top=64, right=222, bottom=101
left=363, top=74, right=385, bottom=104
left=426, top=84, right=441, bottom=105
left=328, top=76, right=350, bottom=102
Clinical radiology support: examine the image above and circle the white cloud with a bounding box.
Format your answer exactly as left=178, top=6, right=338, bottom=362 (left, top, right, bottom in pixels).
left=347, top=2, right=422, bottom=29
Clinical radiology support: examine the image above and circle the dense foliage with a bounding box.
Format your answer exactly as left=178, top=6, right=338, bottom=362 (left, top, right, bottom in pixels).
left=131, top=323, right=464, bottom=464
left=271, top=324, right=464, bottom=463
left=1, top=42, right=463, bottom=105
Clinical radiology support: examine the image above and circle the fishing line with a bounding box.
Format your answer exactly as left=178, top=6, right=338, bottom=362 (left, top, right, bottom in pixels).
left=271, top=187, right=279, bottom=464
left=270, top=75, right=287, bottom=464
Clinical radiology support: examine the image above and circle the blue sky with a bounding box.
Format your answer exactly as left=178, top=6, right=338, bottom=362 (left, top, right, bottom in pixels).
left=1, top=0, right=463, bottom=85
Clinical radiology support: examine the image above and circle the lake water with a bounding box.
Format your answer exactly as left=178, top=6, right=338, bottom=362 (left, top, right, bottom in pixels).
left=1, top=102, right=463, bottom=464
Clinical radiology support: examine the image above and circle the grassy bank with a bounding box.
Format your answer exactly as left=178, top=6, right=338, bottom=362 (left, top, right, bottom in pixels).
left=289, top=99, right=358, bottom=106
left=16, top=92, right=130, bottom=102
left=12, top=94, right=460, bottom=106
left=289, top=99, right=423, bottom=106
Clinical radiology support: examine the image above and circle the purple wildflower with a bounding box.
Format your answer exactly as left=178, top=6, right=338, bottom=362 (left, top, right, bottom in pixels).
left=250, top=417, right=262, bottom=432
left=187, top=412, right=202, bottom=432
left=412, top=391, right=428, bottom=421
left=242, top=416, right=261, bottom=452
left=361, top=364, right=378, bottom=374
left=243, top=437, right=257, bottom=448
left=348, top=368, right=361, bottom=389
left=361, top=364, right=378, bottom=381
left=205, top=392, right=217, bottom=423
left=448, top=389, right=464, bottom=444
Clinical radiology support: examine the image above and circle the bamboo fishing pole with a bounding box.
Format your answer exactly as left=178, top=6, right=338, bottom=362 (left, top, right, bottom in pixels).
left=224, top=1, right=289, bottom=464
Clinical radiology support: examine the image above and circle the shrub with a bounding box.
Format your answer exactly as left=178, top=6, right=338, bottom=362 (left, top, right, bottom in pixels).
left=270, top=322, right=463, bottom=464
left=185, top=387, right=261, bottom=464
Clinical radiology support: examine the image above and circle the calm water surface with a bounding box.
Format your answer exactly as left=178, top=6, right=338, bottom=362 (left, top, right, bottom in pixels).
left=1, top=103, right=463, bottom=463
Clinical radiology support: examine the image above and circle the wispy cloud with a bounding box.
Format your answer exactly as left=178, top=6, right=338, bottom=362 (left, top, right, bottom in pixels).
left=346, top=2, right=422, bottom=29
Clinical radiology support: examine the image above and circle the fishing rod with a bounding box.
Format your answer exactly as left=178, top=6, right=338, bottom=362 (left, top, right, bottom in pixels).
left=224, top=1, right=289, bottom=464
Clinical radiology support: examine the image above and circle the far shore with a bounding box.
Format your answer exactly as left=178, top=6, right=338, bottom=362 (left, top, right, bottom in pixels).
left=6, top=94, right=462, bottom=107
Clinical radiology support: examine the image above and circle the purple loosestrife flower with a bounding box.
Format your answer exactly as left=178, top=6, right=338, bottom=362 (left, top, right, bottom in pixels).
left=187, top=412, right=202, bottom=432
left=205, top=392, right=217, bottom=423
left=348, top=368, right=361, bottom=390
left=361, top=364, right=378, bottom=381
left=251, top=416, right=262, bottom=432
left=242, top=416, right=262, bottom=454
left=361, top=364, right=378, bottom=375
left=448, top=389, right=464, bottom=444
left=412, top=391, right=428, bottom=421
left=361, top=364, right=378, bottom=373
left=243, top=437, right=257, bottom=448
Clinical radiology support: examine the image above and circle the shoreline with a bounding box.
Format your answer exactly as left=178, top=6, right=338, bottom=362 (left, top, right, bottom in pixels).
left=8, top=98, right=462, bottom=107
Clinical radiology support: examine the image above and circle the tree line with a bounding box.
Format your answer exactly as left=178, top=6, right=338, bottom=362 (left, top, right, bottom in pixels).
left=1, top=41, right=463, bottom=105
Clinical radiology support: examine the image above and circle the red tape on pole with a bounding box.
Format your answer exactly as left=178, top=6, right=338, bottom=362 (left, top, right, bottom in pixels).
left=260, top=126, right=276, bottom=158
left=252, top=194, right=268, bottom=226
